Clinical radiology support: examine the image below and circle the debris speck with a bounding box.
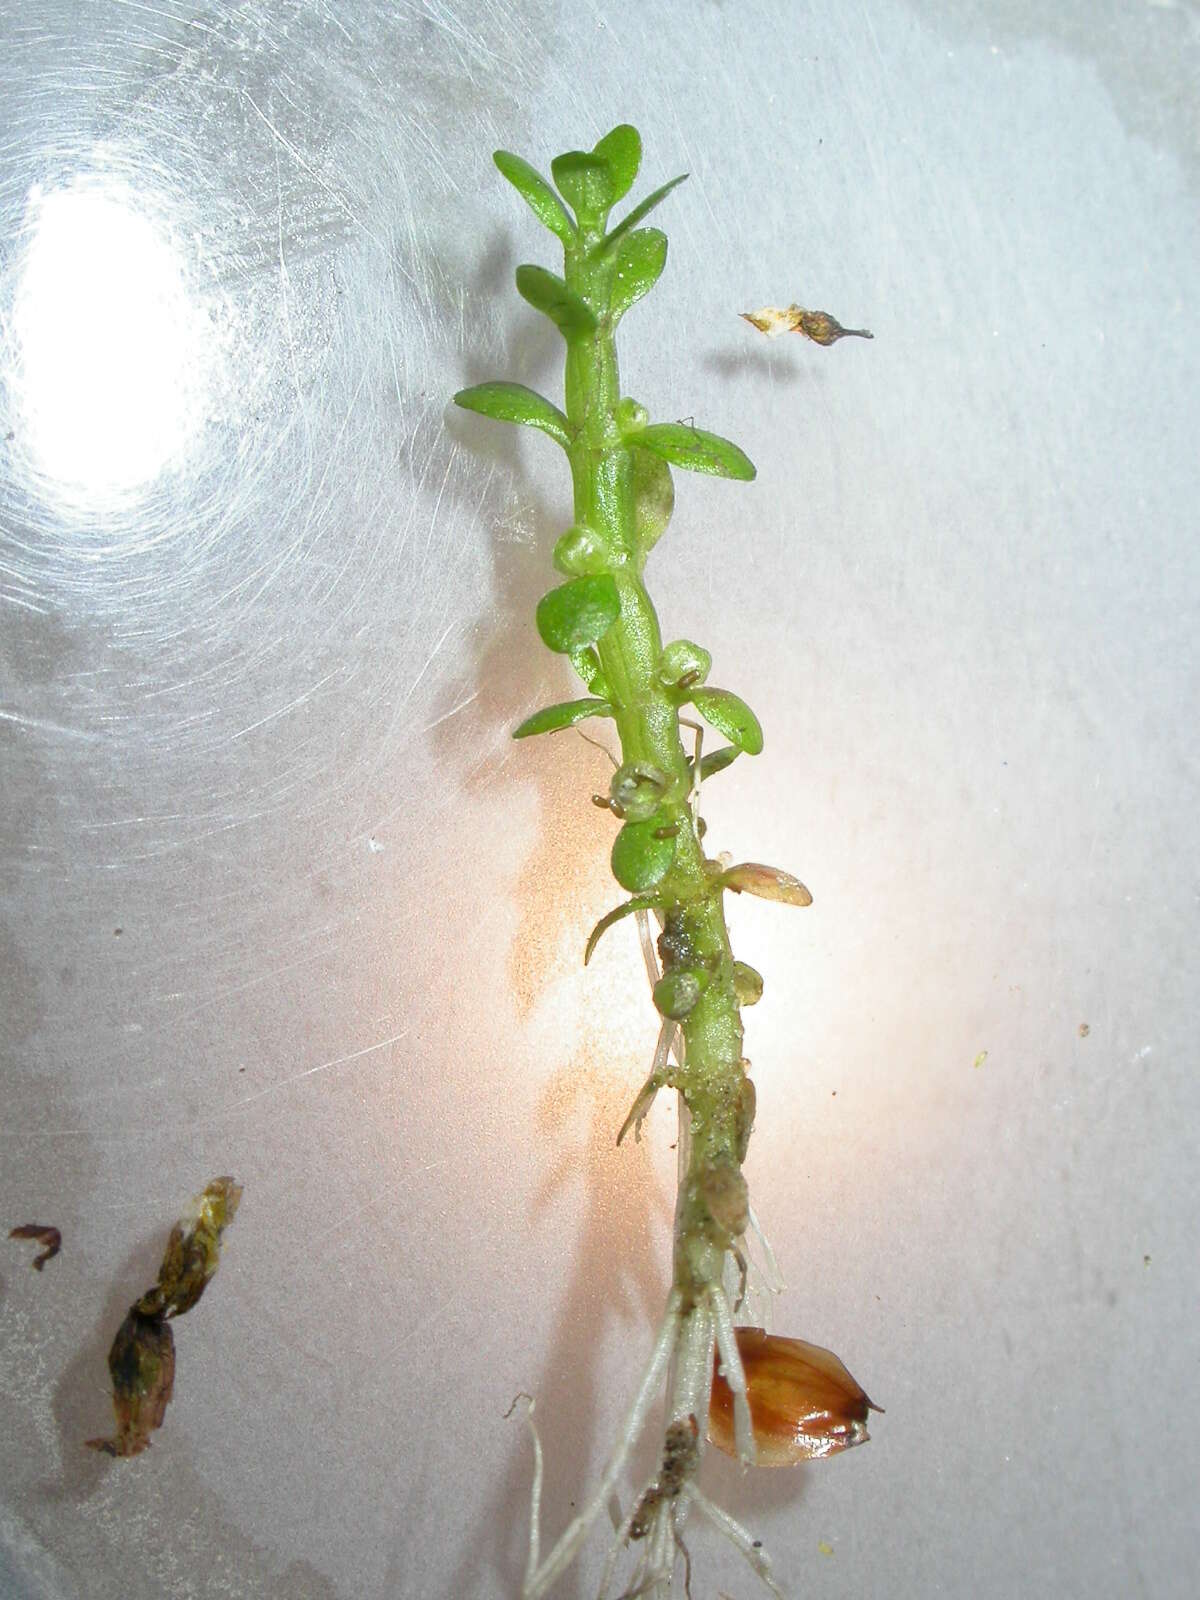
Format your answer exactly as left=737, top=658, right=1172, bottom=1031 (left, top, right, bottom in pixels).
left=1078, top=1022, right=1090, bottom=1038
left=9, top=1223, right=62, bottom=1270
left=740, top=305, right=872, bottom=344
left=973, top=1050, right=988, bottom=1070
left=818, top=1540, right=834, bottom=1556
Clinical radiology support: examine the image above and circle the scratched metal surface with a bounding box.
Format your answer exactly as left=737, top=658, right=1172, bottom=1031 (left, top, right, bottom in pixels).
left=1, top=2, right=1197, bottom=1597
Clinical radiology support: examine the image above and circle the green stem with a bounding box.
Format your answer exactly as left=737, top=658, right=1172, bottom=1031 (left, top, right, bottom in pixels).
left=561, top=235, right=750, bottom=1309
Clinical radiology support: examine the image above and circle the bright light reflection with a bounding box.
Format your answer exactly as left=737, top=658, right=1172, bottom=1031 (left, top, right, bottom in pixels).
left=12, top=178, right=207, bottom=504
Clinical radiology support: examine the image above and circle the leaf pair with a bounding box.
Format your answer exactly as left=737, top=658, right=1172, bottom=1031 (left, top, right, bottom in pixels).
left=491, top=238, right=669, bottom=349
left=551, top=122, right=642, bottom=227
left=584, top=856, right=811, bottom=970
left=494, top=124, right=670, bottom=241
left=452, top=392, right=756, bottom=490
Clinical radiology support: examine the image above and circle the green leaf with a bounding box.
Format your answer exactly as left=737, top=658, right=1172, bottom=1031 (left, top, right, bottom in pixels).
left=631, top=445, right=674, bottom=554
left=690, top=687, right=764, bottom=754
left=611, top=813, right=678, bottom=892
left=551, top=151, right=615, bottom=222
left=515, top=265, right=598, bottom=338
left=512, top=698, right=613, bottom=739
left=696, top=744, right=741, bottom=782
left=453, top=382, right=570, bottom=450
left=610, top=228, right=667, bottom=322
left=636, top=422, right=756, bottom=481
left=718, top=862, right=812, bottom=906
left=584, top=893, right=661, bottom=966
left=592, top=124, right=642, bottom=202
left=567, top=645, right=609, bottom=695
left=602, top=173, right=688, bottom=254
left=535, top=575, right=621, bottom=653
left=493, top=150, right=576, bottom=245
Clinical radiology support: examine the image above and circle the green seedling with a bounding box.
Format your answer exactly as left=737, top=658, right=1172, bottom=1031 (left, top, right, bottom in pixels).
left=455, top=123, right=874, bottom=1600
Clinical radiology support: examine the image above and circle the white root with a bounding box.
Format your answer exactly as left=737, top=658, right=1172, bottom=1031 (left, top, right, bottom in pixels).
left=707, top=1282, right=755, bottom=1467
left=746, top=1203, right=785, bottom=1297
left=729, top=1204, right=785, bottom=1327
left=522, top=847, right=781, bottom=1597
left=666, top=1297, right=714, bottom=1427
left=522, top=1290, right=683, bottom=1599
left=688, top=1485, right=787, bottom=1599
left=635, top=908, right=662, bottom=988
left=596, top=1497, right=640, bottom=1599
left=521, top=1397, right=544, bottom=1591
left=618, top=1019, right=682, bottom=1145
left=677, top=714, right=704, bottom=826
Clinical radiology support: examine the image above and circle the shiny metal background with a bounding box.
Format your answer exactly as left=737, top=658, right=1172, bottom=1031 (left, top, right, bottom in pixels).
left=2, top=3, right=1197, bottom=1597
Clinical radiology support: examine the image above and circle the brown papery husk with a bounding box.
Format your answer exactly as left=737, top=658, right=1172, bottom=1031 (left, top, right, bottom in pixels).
left=708, top=1326, right=880, bottom=1466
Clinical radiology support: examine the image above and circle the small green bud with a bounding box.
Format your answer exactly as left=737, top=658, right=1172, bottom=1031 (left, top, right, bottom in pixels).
left=733, top=960, right=764, bottom=1006
left=657, top=639, right=712, bottom=691
left=553, top=525, right=611, bottom=576
left=652, top=970, right=702, bottom=1020
left=610, top=762, right=667, bottom=821
left=615, top=396, right=649, bottom=434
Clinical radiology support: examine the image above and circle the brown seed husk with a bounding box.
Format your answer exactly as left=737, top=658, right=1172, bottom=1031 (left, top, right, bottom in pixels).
left=709, top=1326, right=880, bottom=1466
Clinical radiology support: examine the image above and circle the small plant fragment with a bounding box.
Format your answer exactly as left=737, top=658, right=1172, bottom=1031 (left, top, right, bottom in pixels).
left=85, top=1308, right=177, bottom=1459
left=741, top=304, right=873, bottom=344
left=85, top=1176, right=241, bottom=1457
left=8, top=1223, right=61, bottom=1270
left=708, top=1327, right=881, bottom=1467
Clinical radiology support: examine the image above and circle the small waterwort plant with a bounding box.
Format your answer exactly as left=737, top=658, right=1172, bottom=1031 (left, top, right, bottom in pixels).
left=455, top=123, right=877, bottom=1600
